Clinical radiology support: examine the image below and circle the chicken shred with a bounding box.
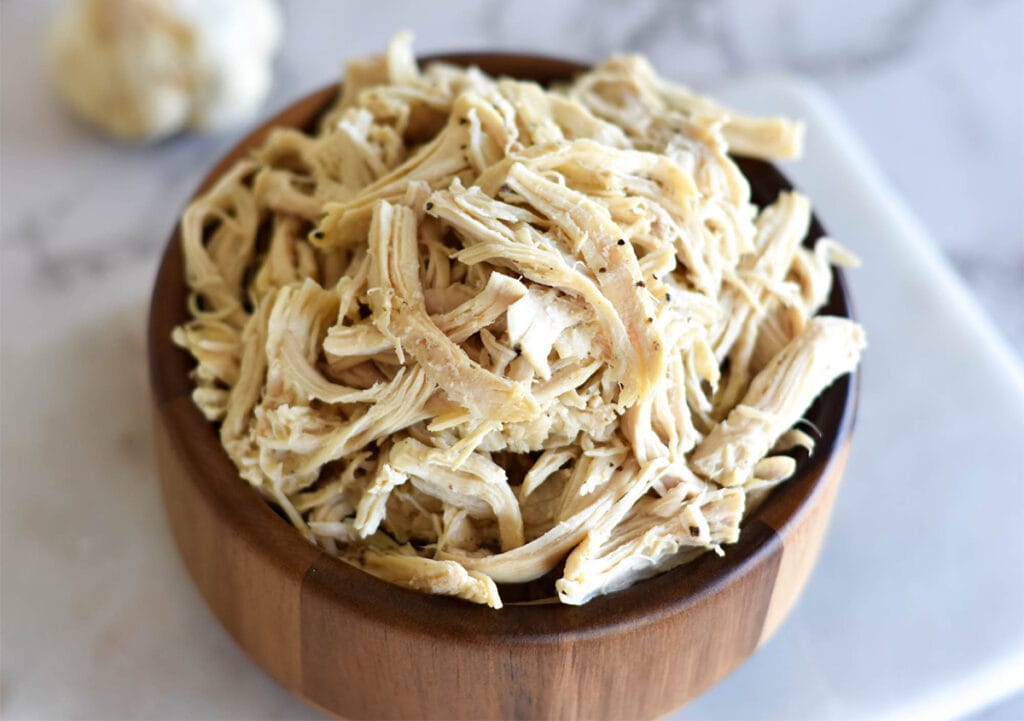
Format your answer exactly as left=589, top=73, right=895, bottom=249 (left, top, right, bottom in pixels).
left=174, top=34, right=864, bottom=607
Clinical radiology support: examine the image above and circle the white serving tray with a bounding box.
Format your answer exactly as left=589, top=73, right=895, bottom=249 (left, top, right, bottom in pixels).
left=2, top=78, right=1021, bottom=720
left=675, top=77, right=1024, bottom=721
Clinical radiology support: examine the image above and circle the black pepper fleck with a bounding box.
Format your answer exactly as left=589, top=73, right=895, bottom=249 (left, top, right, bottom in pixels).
left=665, top=292, right=672, bottom=302
left=425, top=202, right=434, bottom=210
left=616, top=238, right=626, bottom=246
left=689, top=526, right=700, bottom=537
left=598, top=267, right=607, bottom=273
left=312, top=230, right=325, bottom=239
left=459, top=117, right=468, bottom=125
left=635, top=280, right=645, bottom=288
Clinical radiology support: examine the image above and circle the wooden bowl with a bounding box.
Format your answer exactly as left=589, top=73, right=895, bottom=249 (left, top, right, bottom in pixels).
left=149, top=54, right=858, bottom=721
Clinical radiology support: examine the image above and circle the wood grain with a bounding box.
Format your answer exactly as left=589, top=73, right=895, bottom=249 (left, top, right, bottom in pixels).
left=148, top=53, right=858, bottom=721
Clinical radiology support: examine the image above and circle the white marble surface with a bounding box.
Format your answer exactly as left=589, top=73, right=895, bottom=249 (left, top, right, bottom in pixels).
left=2, top=0, right=1021, bottom=352
left=2, top=1, right=1023, bottom=719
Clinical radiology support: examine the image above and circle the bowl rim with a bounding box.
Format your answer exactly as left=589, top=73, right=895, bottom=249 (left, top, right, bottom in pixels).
left=149, top=52, right=858, bottom=644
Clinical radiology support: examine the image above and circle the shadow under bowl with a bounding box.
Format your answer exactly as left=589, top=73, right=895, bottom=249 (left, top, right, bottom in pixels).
left=148, top=53, right=858, bottom=721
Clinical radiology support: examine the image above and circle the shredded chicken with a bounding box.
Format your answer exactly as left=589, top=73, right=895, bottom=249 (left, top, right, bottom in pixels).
left=174, top=33, right=865, bottom=607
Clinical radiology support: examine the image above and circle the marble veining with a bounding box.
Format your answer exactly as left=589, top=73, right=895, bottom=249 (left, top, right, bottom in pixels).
left=1, top=1, right=1022, bottom=719
left=2, top=0, right=1020, bottom=351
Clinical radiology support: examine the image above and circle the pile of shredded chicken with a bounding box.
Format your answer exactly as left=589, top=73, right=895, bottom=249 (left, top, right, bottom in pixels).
left=173, top=34, right=865, bottom=608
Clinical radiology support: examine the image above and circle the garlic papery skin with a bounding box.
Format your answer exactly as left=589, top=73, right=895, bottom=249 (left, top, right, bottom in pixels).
left=47, top=0, right=282, bottom=142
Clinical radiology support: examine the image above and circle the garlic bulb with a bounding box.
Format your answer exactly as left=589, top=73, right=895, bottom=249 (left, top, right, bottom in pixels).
left=46, top=0, right=282, bottom=141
